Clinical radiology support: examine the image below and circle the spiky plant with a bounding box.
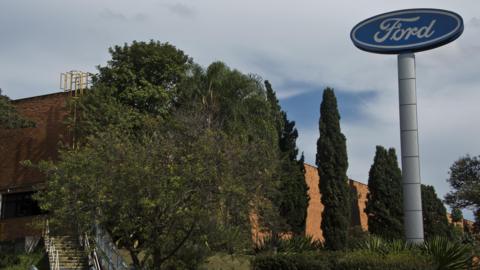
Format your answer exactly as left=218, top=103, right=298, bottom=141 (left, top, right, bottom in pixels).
left=423, top=237, right=472, bottom=270
left=254, top=235, right=323, bottom=254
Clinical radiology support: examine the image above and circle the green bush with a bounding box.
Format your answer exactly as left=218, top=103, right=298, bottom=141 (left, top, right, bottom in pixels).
left=0, top=251, right=48, bottom=270
left=0, top=253, right=21, bottom=268
left=252, top=237, right=476, bottom=270
left=0, top=241, right=48, bottom=270
left=251, top=252, right=336, bottom=270
left=347, top=225, right=370, bottom=248
left=251, top=250, right=434, bottom=270
left=353, top=236, right=414, bottom=254
left=422, top=237, right=473, bottom=270
left=254, top=235, right=323, bottom=254
left=336, top=250, right=434, bottom=270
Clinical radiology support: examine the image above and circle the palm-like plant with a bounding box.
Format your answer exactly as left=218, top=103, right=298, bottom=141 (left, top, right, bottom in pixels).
left=354, top=236, right=415, bottom=255
left=423, top=237, right=472, bottom=270
left=254, top=235, right=323, bottom=253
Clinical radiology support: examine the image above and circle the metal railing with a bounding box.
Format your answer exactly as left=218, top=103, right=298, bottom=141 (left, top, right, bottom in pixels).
left=44, top=220, right=131, bottom=270
left=80, top=232, right=102, bottom=270
left=93, top=224, right=131, bottom=270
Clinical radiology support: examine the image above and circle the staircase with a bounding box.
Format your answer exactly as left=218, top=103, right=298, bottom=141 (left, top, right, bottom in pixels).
left=53, top=236, right=89, bottom=270
left=44, top=221, right=90, bottom=270
left=44, top=221, right=129, bottom=270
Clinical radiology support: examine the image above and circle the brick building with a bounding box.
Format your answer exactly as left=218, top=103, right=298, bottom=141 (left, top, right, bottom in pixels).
left=0, top=91, right=474, bottom=243
left=0, top=92, right=70, bottom=241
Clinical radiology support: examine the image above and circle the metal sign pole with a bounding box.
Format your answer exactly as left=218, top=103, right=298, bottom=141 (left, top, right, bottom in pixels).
left=398, top=53, right=424, bottom=243
left=352, top=8, right=463, bottom=244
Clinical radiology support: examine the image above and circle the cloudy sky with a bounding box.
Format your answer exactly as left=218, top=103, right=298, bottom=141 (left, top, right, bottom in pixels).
left=1, top=0, right=479, bottom=219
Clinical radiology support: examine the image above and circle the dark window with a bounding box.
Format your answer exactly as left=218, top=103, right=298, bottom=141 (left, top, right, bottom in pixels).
left=1, top=191, right=42, bottom=219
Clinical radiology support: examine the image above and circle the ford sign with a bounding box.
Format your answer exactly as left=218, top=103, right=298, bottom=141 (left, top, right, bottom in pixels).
left=351, top=9, right=463, bottom=54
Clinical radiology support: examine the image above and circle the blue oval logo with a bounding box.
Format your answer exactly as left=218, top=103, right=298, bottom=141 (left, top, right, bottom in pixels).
left=351, top=9, right=463, bottom=54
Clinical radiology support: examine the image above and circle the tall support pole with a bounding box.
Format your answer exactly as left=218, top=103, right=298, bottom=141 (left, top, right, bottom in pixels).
left=398, top=53, right=424, bottom=244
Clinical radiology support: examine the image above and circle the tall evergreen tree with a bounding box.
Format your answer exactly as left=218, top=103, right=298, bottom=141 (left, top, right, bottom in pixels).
left=421, top=184, right=451, bottom=239
left=265, top=80, right=309, bottom=235
left=365, top=146, right=403, bottom=239
left=316, top=87, right=350, bottom=250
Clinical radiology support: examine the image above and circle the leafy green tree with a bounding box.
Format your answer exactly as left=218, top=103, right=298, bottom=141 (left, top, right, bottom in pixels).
left=365, top=146, right=403, bottom=239
left=445, top=155, right=480, bottom=230
left=422, top=184, right=451, bottom=239
left=36, top=120, right=237, bottom=268
left=264, top=81, right=309, bottom=235
left=95, top=40, right=192, bottom=115
left=0, top=89, right=35, bottom=129
left=316, top=87, right=350, bottom=250
left=75, top=41, right=193, bottom=140
left=35, top=41, right=281, bottom=268
left=175, top=62, right=282, bottom=248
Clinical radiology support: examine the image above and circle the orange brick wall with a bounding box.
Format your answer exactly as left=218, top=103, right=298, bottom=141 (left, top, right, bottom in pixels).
left=304, top=164, right=325, bottom=241
left=350, top=180, right=369, bottom=231
left=304, top=164, right=370, bottom=241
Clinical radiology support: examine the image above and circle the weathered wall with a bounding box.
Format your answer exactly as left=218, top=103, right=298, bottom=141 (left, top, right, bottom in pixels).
left=0, top=92, right=70, bottom=192
left=0, top=216, right=44, bottom=241
left=0, top=93, right=69, bottom=240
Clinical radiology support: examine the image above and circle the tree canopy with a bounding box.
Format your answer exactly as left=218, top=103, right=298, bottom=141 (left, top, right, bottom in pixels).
left=34, top=41, right=284, bottom=268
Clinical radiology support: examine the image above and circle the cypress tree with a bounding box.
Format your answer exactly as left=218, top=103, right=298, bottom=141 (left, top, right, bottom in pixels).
left=365, top=146, right=403, bottom=239
left=421, top=184, right=451, bottom=239
left=316, top=87, right=350, bottom=250
left=265, top=80, right=309, bottom=235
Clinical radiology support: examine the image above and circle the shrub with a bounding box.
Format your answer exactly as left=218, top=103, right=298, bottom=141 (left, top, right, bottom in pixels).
left=0, top=253, right=21, bottom=268
left=251, top=250, right=433, bottom=270
left=423, top=237, right=473, bottom=270
left=254, top=235, right=323, bottom=254
left=251, top=252, right=336, bottom=270
left=353, top=236, right=414, bottom=255
left=252, top=236, right=476, bottom=270
left=336, top=250, right=434, bottom=270
left=347, top=225, right=370, bottom=248
left=0, top=241, right=48, bottom=270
